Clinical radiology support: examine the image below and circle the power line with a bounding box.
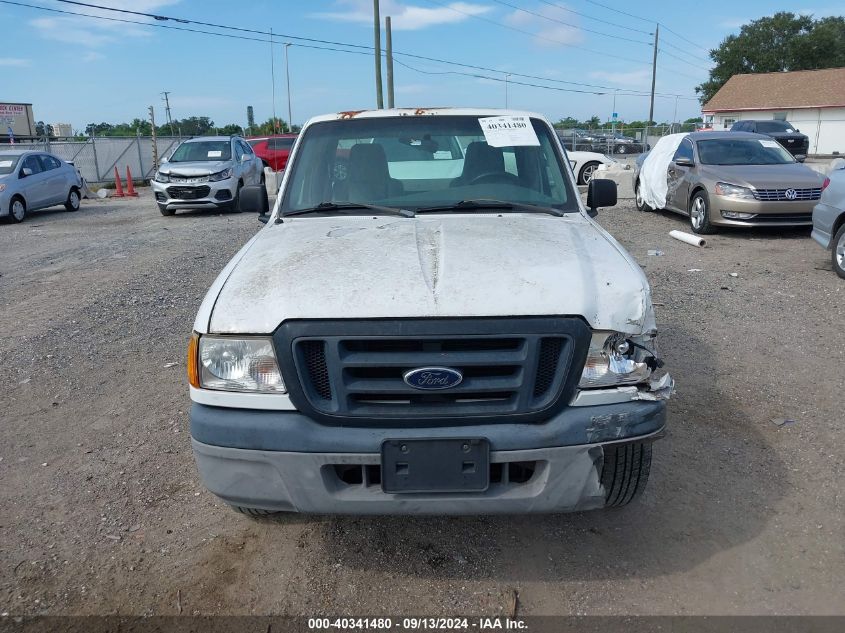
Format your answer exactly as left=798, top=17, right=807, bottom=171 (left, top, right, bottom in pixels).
left=488, top=0, right=651, bottom=46
left=532, top=0, right=652, bottom=35
left=8, top=0, right=700, bottom=100
left=422, top=0, right=654, bottom=66
left=658, top=22, right=712, bottom=56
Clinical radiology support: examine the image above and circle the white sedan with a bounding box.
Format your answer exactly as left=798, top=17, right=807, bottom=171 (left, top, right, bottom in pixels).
left=567, top=150, right=618, bottom=185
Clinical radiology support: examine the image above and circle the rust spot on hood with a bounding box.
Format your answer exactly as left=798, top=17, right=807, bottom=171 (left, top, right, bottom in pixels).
left=338, top=110, right=365, bottom=119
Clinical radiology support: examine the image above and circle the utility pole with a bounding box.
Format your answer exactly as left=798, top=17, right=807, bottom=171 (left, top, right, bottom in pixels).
left=149, top=105, right=158, bottom=170
left=385, top=17, right=394, bottom=109
left=161, top=91, right=175, bottom=137
left=373, top=0, right=384, bottom=109
left=612, top=88, right=618, bottom=137
left=648, top=24, right=659, bottom=139
left=284, top=43, right=293, bottom=129
left=505, top=73, right=511, bottom=108
left=270, top=28, right=278, bottom=133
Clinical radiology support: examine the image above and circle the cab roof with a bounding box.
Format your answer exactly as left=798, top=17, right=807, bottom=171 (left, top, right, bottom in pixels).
left=307, top=107, right=549, bottom=125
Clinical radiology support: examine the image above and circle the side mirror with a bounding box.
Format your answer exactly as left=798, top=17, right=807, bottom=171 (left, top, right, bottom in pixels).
left=674, top=157, right=694, bottom=167
left=586, top=178, right=617, bottom=217
left=160, top=156, right=169, bottom=164
left=239, top=184, right=270, bottom=220
left=795, top=154, right=806, bottom=163
left=20, top=167, right=33, bottom=178
left=241, top=154, right=250, bottom=162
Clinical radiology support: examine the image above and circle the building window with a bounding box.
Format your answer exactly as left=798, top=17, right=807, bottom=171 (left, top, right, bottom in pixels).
left=772, top=112, right=787, bottom=121
left=723, top=118, right=736, bottom=129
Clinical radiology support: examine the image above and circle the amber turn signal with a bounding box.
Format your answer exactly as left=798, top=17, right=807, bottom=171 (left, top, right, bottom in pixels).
left=187, top=332, right=200, bottom=388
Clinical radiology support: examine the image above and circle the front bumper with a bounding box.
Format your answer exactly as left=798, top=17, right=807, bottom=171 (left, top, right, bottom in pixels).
left=151, top=177, right=237, bottom=210
left=189, top=398, right=666, bottom=514
left=811, top=202, right=840, bottom=249
left=0, top=190, right=9, bottom=217
left=710, top=194, right=816, bottom=227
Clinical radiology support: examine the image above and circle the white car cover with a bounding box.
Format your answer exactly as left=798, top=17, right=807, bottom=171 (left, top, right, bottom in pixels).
left=639, top=133, right=687, bottom=209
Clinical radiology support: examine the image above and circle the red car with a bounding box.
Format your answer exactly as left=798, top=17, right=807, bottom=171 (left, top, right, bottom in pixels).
left=246, top=134, right=298, bottom=171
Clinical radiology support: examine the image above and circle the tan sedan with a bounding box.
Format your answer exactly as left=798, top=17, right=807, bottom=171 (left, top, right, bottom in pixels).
left=633, top=131, right=826, bottom=234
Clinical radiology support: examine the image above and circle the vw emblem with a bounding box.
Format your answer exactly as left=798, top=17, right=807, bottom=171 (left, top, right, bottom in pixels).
left=403, top=367, right=463, bottom=390
left=784, top=188, right=797, bottom=200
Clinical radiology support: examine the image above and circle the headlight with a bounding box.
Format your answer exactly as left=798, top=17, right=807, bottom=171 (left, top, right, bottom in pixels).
left=579, top=332, right=653, bottom=388
left=154, top=171, right=170, bottom=183
left=196, top=335, right=286, bottom=393
left=208, top=168, right=233, bottom=182
left=714, top=182, right=755, bottom=199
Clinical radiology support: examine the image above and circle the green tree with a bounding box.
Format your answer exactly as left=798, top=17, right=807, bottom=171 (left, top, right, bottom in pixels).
left=697, top=12, right=845, bottom=104
left=258, top=117, right=290, bottom=134
left=554, top=116, right=580, bottom=129
left=684, top=117, right=703, bottom=124
left=217, top=123, right=244, bottom=135
left=246, top=106, right=255, bottom=134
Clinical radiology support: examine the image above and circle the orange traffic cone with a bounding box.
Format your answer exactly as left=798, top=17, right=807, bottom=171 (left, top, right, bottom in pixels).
left=125, top=166, right=139, bottom=197
left=112, top=166, right=125, bottom=198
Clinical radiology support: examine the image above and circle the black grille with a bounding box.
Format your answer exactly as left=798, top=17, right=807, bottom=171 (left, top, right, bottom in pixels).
left=277, top=318, right=591, bottom=426
left=533, top=338, right=564, bottom=398
left=752, top=188, right=821, bottom=201
left=743, top=212, right=813, bottom=224
left=166, top=185, right=211, bottom=200
left=301, top=340, right=332, bottom=400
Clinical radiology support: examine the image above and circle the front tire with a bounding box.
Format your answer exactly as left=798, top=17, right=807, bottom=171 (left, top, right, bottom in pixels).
left=578, top=161, right=601, bottom=185
left=65, top=187, right=81, bottom=212
left=616, top=144, right=628, bottom=155
left=832, top=223, right=845, bottom=280
left=635, top=179, right=652, bottom=212
left=227, top=181, right=244, bottom=213
left=230, top=505, right=281, bottom=518
left=158, top=203, right=175, bottom=216
left=9, top=196, right=26, bottom=223
left=689, top=190, right=717, bottom=235
left=601, top=442, right=652, bottom=507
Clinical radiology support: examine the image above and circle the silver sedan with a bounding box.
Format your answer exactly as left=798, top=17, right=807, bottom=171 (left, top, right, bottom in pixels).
left=0, top=150, right=83, bottom=223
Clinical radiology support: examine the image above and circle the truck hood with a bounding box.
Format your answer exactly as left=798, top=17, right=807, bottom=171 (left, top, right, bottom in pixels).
left=208, top=214, right=654, bottom=334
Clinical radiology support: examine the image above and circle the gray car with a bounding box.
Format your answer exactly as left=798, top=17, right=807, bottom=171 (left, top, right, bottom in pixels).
left=0, top=151, right=84, bottom=223
left=633, top=131, right=826, bottom=234
left=152, top=136, right=264, bottom=216
left=812, top=166, right=845, bottom=278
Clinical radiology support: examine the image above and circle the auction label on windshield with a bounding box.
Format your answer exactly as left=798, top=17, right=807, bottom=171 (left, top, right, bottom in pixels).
left=478, top=116, right=540, bottom=147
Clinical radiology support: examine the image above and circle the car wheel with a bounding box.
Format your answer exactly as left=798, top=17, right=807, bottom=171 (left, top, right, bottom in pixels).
left=578, top=161, right=601, bottom=185
left=601, top=442, right=652, bottom=507
left=64, top=187, right=81, bottom=212
left=158, top=203, right=175, bottom=217
left=689, top=190, right=717, bottom=235
left=229, top=181, right=244, bottom=213
left=617, top=144, right=628, bottom=155
left=635, top=179, right=652, bottom=212
left=832, top=223, right=845, bottom=280
left=9, top=196, right=26, bottom=223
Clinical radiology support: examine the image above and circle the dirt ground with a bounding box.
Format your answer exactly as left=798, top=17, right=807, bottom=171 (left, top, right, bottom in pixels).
left=0, top=188, right=842, bottom=617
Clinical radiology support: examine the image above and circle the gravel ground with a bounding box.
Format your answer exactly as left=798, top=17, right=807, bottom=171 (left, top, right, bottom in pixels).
left=0, top=188, right=842, bottom=616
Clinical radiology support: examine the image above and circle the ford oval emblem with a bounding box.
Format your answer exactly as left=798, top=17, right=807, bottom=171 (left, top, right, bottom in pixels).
left=403, top=367, right=463, bottom=390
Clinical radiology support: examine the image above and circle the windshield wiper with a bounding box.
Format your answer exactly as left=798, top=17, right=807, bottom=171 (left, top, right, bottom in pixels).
left=416, top=199, right=563, bottom=217
left=283, top=202, right=414, bottom=218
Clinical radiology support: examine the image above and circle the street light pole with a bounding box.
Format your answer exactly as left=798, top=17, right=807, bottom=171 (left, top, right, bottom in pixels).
left=284, top=43, right=293, bottom=130
left=505, top=73, right=512, bottom=108
left=611, top=88, right=618, bottom=137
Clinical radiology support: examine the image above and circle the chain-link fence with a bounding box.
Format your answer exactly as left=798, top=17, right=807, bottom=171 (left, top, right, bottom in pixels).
left=556, top=123, right=700, bottom=156
left=10, top=136, right=182, bottom=184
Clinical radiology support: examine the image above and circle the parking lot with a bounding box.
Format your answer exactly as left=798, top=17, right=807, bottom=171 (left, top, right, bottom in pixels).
left=1, top=190, right=842, bottom=616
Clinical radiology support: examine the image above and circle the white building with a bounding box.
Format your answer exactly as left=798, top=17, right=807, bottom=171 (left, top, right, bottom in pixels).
left=52, top=122, right=73, bottom=138
left=702, top=67, right=845, bottom=155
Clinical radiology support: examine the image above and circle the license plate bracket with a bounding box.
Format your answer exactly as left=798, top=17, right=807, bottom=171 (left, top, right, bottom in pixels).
left=381, top=438, right=490, bottom=493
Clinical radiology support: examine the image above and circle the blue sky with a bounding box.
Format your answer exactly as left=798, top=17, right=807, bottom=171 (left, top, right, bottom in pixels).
left=1, top=0, right=841, bottom=133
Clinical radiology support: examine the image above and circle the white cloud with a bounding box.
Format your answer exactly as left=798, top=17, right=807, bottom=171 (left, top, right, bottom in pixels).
left=314, top=0, right=491, bottom=31
left=504, top=3, right=584, bottom=48
left=589, top=69, right=652, bottom=87
left=30, top=0, right=181, bottom=48
left=0, top=58, right=31, bottom=67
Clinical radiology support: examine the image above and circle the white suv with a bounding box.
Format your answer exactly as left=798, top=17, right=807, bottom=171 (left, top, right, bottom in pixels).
left=152, top=136, right=264, bottom=215
left=186, top=108, right=672, bottom=516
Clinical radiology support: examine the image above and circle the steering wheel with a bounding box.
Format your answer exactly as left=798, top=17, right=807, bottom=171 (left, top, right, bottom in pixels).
left=468, top=171, right=521, bottom=186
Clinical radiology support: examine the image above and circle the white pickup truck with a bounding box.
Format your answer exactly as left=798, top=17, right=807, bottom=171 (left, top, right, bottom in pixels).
left=186, top=108, right=672, bottom=516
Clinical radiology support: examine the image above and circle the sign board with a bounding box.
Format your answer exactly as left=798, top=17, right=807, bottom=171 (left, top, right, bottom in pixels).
left=0, top=103, right=36, bottom=138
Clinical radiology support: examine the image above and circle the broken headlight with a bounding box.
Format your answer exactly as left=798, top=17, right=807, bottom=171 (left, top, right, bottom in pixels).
left=579, top=332, right=656, bottom=388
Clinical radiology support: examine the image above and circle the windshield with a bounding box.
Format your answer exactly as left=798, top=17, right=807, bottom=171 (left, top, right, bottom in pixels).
left=169, top=140, right=231, bottom=162
left=755, top=121, right=795, bottom=133
left=0, top=155, right=22, bottom=175
left=697, top=138, right=795, bottom=165
left=281, top=115, right=577, bottom=214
